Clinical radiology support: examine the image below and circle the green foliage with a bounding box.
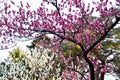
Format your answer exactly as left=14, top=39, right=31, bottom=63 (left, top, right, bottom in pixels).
left=9, top=47, right=23, bottom=62
left=0, top=47, right=61, bottom=80
left=62, top=41, right=82, bottom=58
left=101, top=27, right=120, bottom=79
left=0, top=43, right=87, bottom=80
left=27, top=36, right=51, bottom=50
left=113, top=28, right=120, bottom=38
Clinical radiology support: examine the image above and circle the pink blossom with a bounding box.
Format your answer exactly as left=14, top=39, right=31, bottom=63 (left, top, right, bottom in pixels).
left=26, top=2, right=30, bottom=9
left=101, top=67, right=106, bottom=73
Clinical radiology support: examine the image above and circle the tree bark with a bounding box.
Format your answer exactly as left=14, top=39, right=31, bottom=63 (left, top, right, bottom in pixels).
left=84, top=53, right=95, bottom=80
left=100, top=62, right=105, bottom=80
left=100, top=72, right=105, bottom=80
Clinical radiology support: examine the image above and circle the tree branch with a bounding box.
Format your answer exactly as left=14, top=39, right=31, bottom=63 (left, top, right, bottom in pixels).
left=66, top=67, right=87, bottom=80
left=36, top=29, right=85, bottom=52
left=51, top=0, right=61, bottom=16
left=86, top=17, right=120, bottom=55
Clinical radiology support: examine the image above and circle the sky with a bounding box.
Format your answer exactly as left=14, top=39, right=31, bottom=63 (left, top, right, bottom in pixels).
left=0, top=0, right=119, bottom=79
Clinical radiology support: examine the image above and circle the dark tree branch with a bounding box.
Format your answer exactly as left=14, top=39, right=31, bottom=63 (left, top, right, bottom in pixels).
left=51, top=0, right=61, bottom=16
left=66, top=67, right=87, bottom=80
left=43, top=0, right=60, bottom=16
left=83, top=16, right=120, bottom=80
left=86, top=17, right=120, bottom=55
left=83, top=53, right=95, bottom=80
left=36, top=29, right=85, bottom=52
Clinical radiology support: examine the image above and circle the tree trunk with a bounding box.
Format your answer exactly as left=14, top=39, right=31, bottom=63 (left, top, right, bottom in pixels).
left=100, top=62, right=105, bottom=80
left=95, top=67, right=101, bottom=80
left=84, top=53, right=95, bottom=80
left=100, top=72, right=105, bottom=80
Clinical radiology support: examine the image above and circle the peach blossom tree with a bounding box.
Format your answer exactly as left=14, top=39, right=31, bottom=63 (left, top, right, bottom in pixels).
left=0, top=0, right=120, bottom=80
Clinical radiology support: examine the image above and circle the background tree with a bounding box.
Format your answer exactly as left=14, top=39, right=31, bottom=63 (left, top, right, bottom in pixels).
left=0, top=0, right=120, bottom=80
left=27, top=35, right=120, bottom=80
left=0, top=47, right=59, bottom=80
left=27, top=37, right=88, bottom=79
left=100, top=26, right=120, bottom=79
left=9, top=46, right=23, bottom=62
